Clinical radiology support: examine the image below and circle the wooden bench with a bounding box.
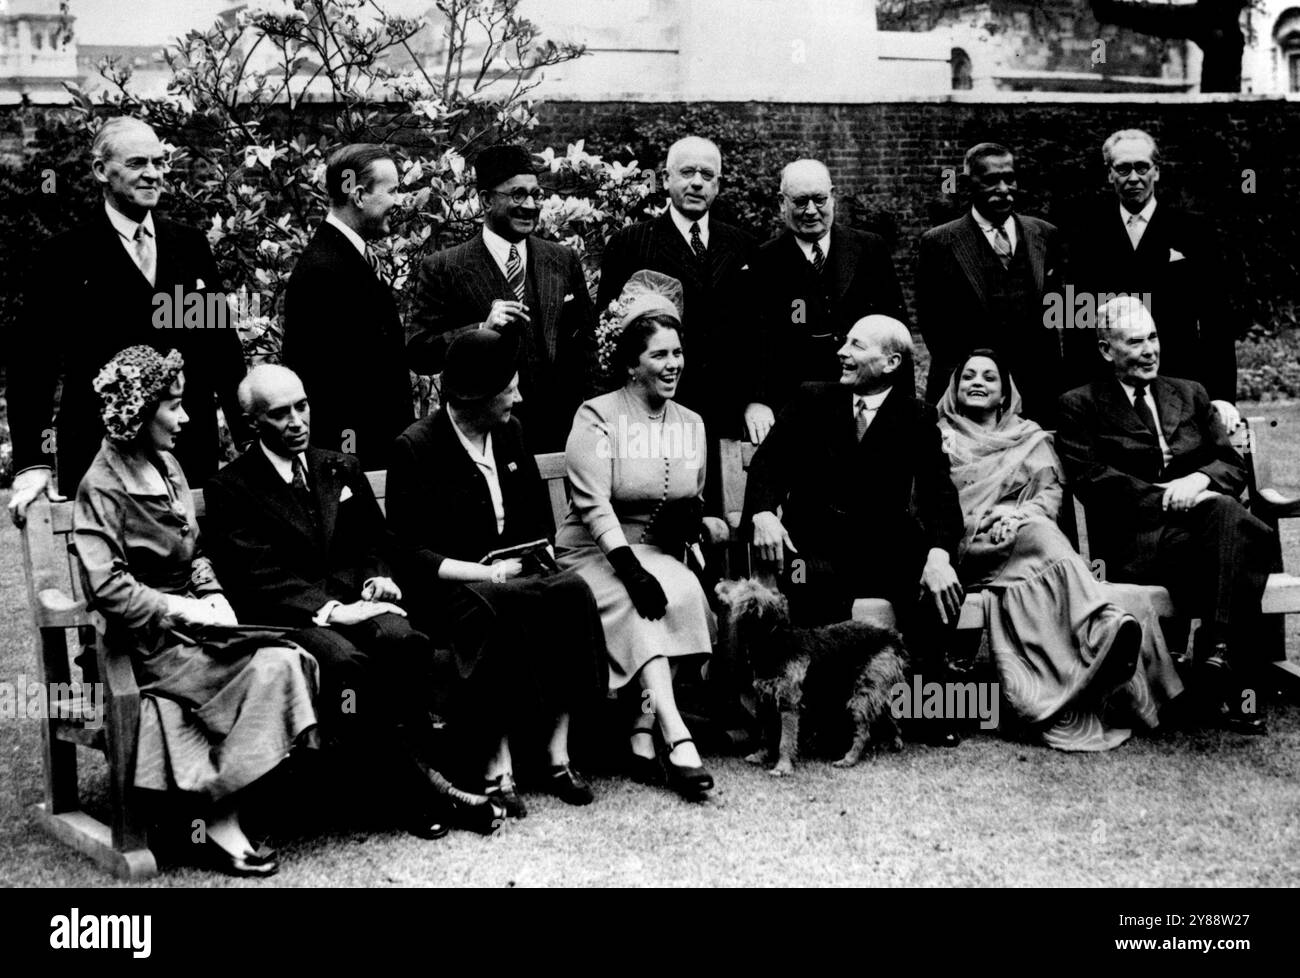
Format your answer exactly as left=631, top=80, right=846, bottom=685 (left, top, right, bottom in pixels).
left=18, top=452, right=570, bottom=880
left=719, top=419, right=1300, bottom=678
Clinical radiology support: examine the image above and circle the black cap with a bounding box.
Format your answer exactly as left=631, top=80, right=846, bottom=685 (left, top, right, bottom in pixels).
left=442, top=328, right=520, bottom=401
left=474, top=144, right=536, bottom=192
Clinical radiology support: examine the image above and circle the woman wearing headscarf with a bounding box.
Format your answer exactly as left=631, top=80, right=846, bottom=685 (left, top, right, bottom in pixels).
left=386, top=328, right=608, bottom=818
left=556, top=270, right=716, bottom=798
left=937, top=348, right=1184, bottom=750
left=73, top=345, right=319, bottom=876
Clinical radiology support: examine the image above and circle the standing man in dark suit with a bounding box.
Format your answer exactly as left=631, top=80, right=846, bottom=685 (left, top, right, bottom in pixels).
left=917, top=142, right=1064, bottom=426
left=8, top=116, right=249, bottom=524
left=406, top=144, right=597, bottom=453
left=743, top=315, right=965, bottom=746
left=204, top=364, right=503, bottom=837
left=745, top=158, right=907, bottom=440
left=596, top=136, right=758, bottom=438
left=282, top=144, right=413, bottom=470
left=1057, top=298, right=1275, bottom=735
left=1063, top=128, right=1241, bottom=428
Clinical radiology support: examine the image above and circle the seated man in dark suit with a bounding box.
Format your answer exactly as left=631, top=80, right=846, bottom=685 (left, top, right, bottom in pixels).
left=204, top=364, right=503, bottom=837
left=1057, top=297, right=1276, bottom=735
left=742, top=315, right=966, bottom=745
left=406, top=144, right=597, bottom=452
left=282, top=144, right=413, bottom=469
left=745, top=158, right=908, bottom=441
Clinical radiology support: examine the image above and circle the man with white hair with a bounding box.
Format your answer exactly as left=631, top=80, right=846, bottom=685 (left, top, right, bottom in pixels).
left=597, top=135, right=758, bottom=438
left=743, top=315, right=966, bottom=746
left=745, top=158, right=907, bottom=442
left=1064, top=128, right=1241, bottom=425
left=1057, top=297, right=1276, bottom=735
left=8, top=116, right=250, bottom=525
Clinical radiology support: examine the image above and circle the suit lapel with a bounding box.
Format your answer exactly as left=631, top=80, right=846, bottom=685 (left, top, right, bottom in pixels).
left=309, top=449, right=341, bottom=545
left=1017, top=215, right=1046, bottom=293
left=950, top=215, right=992, bottom=309
left=1152, top=376, right=1186, bottom=441
left=656, top=214, right=705, bottom=286
left=97, top=208, right=156, bottom=290
left=248, top=448, right=321, bottom=547
left=529, top=240, right=562, bottom=358
left=829, top=227, right=858, bottom=303
left=1099, top=377, right=1155, bottom=441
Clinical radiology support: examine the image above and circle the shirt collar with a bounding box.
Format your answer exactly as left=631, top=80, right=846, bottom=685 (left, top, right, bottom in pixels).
left=1118, top=378, right=1154, bottom=403
left=1121, top=195, right=1158, bottom=227
left=104, top=200, right=155, bottom=242
left=970, top=206, right=1012, bottom=236
left=325, top=212, right=368, bottom=257
left=482, top=224, right=527, bottom=269
left=794, top=230, right=831, bottom=263
left=448, top=411, right=495, bottom=468
left=259, top=441, right=309, bottom=484
left=669, top=204, right=709, bottom=246
left=855, top=387, right=892, bottom=411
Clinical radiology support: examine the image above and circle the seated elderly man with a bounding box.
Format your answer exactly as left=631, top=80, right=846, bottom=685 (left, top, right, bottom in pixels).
left=203, top=364, right=504, bottom=837
left=1056, top=297, right=1277, bottom=735
left=742, top=315, right=966, bottom=746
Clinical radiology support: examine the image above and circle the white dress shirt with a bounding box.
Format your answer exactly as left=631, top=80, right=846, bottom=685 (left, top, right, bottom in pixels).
left=795, top=231, right=832, bottom=265
left=324, top=211, right=368, bottom=258
left=1119, top=379, right=1173, bottom=469
left=104, top=201, right=156, bottom=279
left=1121, top=196, right=1158, bottom=250
left=971, top=206, right=1017, bottom=256
left=449, top=412, right=506, bottom=536
left=482, top=224, right=529, bottom=282
left=669, top=204, right=710, bottom=249
left=853, top=387, right=892, bottom=432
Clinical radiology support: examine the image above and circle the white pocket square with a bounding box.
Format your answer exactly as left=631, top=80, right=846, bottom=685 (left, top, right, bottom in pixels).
left=563, top=293, right=574, bottom=302
left=1169, top=249, right=1185, bottom=262
left=339, top=486, right=353, bottom=502
left=195, top=278, right=206, bottom=289
left=741, top=264, right=750, bottom=271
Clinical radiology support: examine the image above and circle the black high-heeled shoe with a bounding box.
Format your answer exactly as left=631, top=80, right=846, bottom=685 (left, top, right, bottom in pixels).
left=203, top=838, right=279, bottom=878
left=484, top=773, right=528, bottom=819
left=627, top=728, right=663, bottom=786
left=663, top=737, right=713, bottom=797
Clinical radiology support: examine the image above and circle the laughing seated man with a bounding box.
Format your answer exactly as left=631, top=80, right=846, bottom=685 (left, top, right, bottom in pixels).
left=741, top=315, right=966, bottom=746
left=1056, top=296, right=1278, bottom=735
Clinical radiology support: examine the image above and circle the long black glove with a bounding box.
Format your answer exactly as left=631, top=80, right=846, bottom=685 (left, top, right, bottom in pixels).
left=648, top=497, right=705, bottom=556
left=608, top=546, right=668, bottom=620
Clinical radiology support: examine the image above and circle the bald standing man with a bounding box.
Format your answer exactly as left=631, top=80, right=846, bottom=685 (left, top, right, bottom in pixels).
left=745, top=159, right=907, bottom=442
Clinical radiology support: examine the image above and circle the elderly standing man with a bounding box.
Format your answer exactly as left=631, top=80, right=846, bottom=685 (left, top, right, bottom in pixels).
left=917, top=141, right=1065, bottom=426
left=742, top=315, right=965, bottom=746
left=597, top=135, right=758, bottom=439
left=744, top=158, right=908, bottom=442
left=1056, top=297, right=1276, bottom=735
left=282, top=143, right=413, bottom=470
left=8, top=116, right=249, bottom=525
left=406, top=144, right=598, bottom=453
left=1063, top=128, right=1242, bottom=430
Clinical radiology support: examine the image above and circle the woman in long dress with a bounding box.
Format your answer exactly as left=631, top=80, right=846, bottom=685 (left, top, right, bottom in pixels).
left=555, top=271, right=716, bottom=797
left=386, top=328, right=608, bottom=818
left=937, top=349, right=1184, bottom=750
left=74, top=346, right=319, bottom=875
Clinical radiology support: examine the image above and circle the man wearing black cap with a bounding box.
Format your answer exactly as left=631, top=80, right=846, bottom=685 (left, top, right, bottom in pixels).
left=407, top=144, right=598, bottom=453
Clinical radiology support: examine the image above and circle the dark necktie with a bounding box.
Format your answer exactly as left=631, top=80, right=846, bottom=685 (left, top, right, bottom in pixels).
left=1130, top=382, right=1159, bottom=436
left=855, top=397, right=870, bottom=442
left=689, top=222, right=706, bottom=260
left=505, top=244, right=526, bottom=301
left=291, top=456, right=321, bottom=529
left=991, top=225, right=1013, bottom=270
left=810, top=240, right=826, bottom=274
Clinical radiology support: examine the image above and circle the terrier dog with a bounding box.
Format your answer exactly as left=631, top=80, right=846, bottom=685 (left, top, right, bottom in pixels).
left=715, top=577, right=908, bottom=776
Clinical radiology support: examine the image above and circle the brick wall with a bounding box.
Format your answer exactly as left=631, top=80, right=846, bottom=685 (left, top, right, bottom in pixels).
left=534, top=97, right=1300, bottom=327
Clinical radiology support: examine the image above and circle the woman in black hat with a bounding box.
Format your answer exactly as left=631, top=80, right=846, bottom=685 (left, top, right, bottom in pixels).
left=385, top=329, right=609, bottom=818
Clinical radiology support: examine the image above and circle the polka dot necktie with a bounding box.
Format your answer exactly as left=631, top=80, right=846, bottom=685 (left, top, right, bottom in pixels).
left=689, top=222, right=706, bottom=260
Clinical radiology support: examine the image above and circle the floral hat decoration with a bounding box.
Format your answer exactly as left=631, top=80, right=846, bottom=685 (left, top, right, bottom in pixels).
left=92, top=345, right=185, bottom=445
left=594, top=269, right=685, bottom=380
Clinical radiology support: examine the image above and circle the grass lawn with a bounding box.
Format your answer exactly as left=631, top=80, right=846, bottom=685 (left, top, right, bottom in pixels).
left=2, top=404, right=1299, bottom=888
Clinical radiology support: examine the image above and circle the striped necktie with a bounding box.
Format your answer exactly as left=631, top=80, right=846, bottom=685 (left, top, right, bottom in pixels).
left=810, top=240, right=826, bottom=274
left=991, top=225, right=1013, bottom=270
left=505, top=244, right=526, bottom=301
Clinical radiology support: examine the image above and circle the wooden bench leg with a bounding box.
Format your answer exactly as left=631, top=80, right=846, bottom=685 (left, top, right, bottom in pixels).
left=38, top=628, right=79, bottom=814
left=31, top=804, right=158, bottom=881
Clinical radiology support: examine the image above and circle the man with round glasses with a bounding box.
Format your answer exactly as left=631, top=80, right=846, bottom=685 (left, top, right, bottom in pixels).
left=8, top=116, right=250, bottom=526
left=409, top=144, right=597, bottom=452
left=745, top=158, right=907, bottom=441
left=1064, top=128, right=1242, bottom=428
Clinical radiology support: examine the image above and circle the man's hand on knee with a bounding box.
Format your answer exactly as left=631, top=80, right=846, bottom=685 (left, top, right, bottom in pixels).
left=919, top=548, right=963, bottom=626
left=1156, top=472, right=1212, bottom=513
